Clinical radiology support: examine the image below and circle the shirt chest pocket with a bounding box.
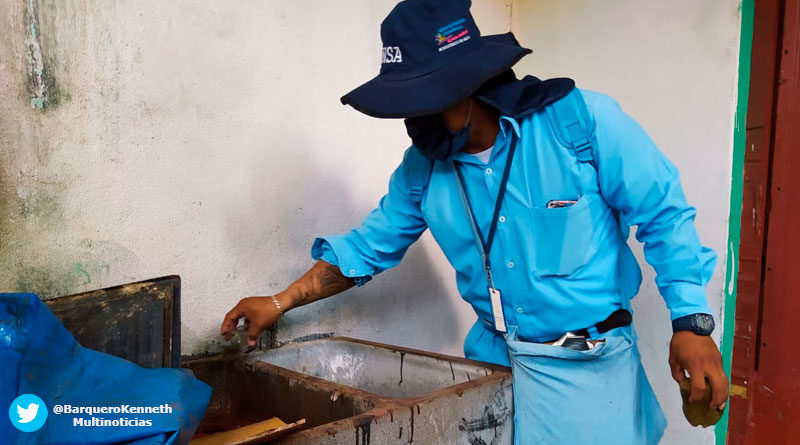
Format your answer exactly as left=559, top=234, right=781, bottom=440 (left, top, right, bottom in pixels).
left=528, top=193, right=604, bottom=276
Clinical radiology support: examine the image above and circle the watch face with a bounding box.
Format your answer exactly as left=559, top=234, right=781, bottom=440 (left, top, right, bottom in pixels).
left=693, top=314, right=715, bottom=333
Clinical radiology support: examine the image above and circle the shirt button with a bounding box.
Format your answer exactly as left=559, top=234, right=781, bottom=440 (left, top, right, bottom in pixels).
left=485, top=168, right=493, bottom=175
left=498, top=215, right=506, bottom=223
left=349, top=269, right=356, bottom=275
left=517, top=307, right=524, bottom=314
left=507, top=261, right=514, bottom=268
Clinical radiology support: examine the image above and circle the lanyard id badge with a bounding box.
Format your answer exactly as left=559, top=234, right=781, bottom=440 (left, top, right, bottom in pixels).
left=488, top=287, right=505, bottom=332
left=453, top=133, right=518, bottom=333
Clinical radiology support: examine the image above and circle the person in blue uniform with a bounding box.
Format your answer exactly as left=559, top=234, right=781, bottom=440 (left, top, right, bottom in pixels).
left=222, top=0, right=728, bottom=442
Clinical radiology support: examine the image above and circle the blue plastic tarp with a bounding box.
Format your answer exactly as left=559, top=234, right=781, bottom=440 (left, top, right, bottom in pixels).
left=1, top=293, right=211, bottom=444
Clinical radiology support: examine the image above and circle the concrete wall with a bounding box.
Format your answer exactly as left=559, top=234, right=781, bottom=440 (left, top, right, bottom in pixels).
left=0, top=0, right=510, bottom=357
left=510, top=1, right=743, bottom=443
left=0, top=1, right=741, bottom=443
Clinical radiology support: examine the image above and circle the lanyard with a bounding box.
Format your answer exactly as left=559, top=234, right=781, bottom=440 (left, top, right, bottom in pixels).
left=453, top=132, right=518, bottom=332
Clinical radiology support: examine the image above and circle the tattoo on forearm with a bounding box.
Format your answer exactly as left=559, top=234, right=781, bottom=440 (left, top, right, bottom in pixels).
left=317, top=264, right=355, bottom=295
left=296, top=261, right=355, bottom=305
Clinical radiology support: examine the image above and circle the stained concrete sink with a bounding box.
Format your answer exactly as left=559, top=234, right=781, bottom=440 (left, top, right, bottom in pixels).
left=184, top=337, right=514, bottom=444
left=250, top=337, right=496, bottom=399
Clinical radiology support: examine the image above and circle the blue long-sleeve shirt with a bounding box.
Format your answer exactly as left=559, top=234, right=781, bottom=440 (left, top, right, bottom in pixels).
left=312, top=90, right=716, bottom=365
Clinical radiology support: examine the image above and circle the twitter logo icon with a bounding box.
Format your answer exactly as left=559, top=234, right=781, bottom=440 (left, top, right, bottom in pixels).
left=9, top=394, right=47, bottom=432
left=18, top=403, right=39, bottom=423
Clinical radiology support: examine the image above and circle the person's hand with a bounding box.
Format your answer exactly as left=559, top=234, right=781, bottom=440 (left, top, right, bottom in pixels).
left=669, top=331, right=729, bottom=409
left=220, top=296, right=282, bottom=346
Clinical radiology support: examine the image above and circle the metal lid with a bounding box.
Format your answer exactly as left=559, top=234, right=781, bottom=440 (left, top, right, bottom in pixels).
left=45, top=276, right=181, bottom=368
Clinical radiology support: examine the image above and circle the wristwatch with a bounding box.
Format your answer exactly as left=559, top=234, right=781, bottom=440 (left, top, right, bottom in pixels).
left=672, top=313, right=715, bottom=335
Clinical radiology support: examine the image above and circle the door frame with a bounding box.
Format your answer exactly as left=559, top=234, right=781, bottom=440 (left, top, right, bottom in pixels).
left=717, top=0, right=755, bottom=444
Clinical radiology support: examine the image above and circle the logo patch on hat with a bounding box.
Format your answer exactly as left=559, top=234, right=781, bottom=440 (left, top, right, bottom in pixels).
left=382, top=46, right=403, bottom=64
left=435, top=18, right=471, bottom=52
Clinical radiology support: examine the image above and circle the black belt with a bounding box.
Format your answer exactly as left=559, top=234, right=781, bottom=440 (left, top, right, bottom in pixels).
left=485, top=309, right=633, bottom=341
left=569, top=309, right=632, bottom=339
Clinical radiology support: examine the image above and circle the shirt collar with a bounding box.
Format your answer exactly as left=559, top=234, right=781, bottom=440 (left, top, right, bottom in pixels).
left=451, top=115, right=520, bottom=164
left=499, top=115, right=521, bottom=139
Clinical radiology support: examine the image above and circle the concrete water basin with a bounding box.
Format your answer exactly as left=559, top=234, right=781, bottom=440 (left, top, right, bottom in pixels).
left=249, top=337, right=498, bottom=399
left=185, top=336, right=514, bottom=444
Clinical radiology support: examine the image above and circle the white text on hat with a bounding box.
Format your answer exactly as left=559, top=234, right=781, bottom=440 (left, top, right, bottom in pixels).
left=382, top=46, right=403, bottom=64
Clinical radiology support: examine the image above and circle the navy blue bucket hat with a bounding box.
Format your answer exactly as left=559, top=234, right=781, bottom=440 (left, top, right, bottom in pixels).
left=341, top=0, right=532, bottom=118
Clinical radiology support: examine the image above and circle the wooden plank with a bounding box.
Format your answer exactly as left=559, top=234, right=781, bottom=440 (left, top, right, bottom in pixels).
left=746, top=0, right=800, bottom=442
left=746, top=0, right=782, bottom=127
left=728, top=0, right=781, bottom=440
left=190, top=418, right=306, bottom=445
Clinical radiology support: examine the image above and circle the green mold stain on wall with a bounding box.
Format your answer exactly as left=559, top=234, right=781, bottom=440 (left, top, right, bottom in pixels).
left=38, top=60, right=67, bottom=109
left=16, top=266, right=77, bottom=299
left=0, top=163, right=109, bottom=299
left=0, top=2, right=97, bottom=299
left=16, top=261, right=112, bottom=299
left=0, top=161, right=24, bottom=295
left=25, top=0, right=67, bottom=110
left=0, top=167, right=15, bottom=248
left=15, top=187, right=59, bottom=220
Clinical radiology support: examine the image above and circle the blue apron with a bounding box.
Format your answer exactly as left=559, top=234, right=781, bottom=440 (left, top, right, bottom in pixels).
left=505, top=325, right=666, bottom=444
left=453, top=137, right=667, bottom=443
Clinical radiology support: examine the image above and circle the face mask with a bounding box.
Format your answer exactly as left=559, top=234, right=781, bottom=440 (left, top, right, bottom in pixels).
left=404, top=101, right=473, bottom=161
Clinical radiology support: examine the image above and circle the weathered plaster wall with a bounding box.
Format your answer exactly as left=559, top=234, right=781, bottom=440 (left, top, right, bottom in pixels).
left=510, top=1, right=743, bottom=443
left=0, top=0, right=510, bottom=357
